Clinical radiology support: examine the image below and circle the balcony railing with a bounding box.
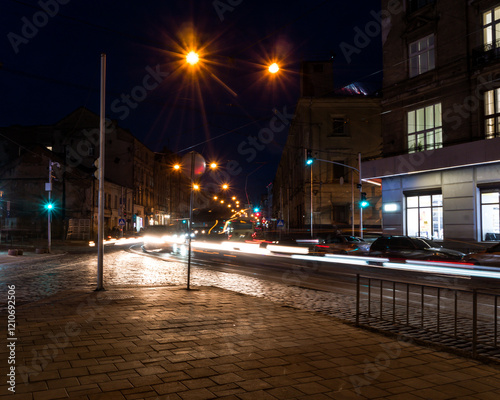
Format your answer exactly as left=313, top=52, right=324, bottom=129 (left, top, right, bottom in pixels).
left=472, top=40, right=500, bottom=68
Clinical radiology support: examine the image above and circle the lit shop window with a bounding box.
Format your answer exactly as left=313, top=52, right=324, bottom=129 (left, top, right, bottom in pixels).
left=481, top=191, right=500, bottom=241
left=409, top=34, right=435, bottom=78
left=407, top=103, right=442, bottom=153
left=406, top=194, right=443, bottom=240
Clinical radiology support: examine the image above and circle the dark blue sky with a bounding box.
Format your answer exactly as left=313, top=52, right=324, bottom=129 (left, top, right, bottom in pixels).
left=1, top=0, right=382, bottom=202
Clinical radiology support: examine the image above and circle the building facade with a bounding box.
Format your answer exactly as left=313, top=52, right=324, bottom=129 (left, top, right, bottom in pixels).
left=363, top=0, right=500, bottom=247
left=0, top=107, right=190, bottom=240
left=274, top=61, right=383, bottom=232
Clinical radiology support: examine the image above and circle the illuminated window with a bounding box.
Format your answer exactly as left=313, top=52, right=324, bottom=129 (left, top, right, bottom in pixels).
left=409, top=34, right=435, bottom=78
left=407, top=103, right=442, bottom=152
left=483, top=6, right=500, bottom=50
left=406, top=193, right=443, bottom=240
left=484, top=89, right=500, bottom=139
left=481, top=190, right=500, bottom=241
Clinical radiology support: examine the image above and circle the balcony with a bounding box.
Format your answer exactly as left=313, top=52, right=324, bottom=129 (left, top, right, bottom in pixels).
left=472, top=40, right=500, bottom=68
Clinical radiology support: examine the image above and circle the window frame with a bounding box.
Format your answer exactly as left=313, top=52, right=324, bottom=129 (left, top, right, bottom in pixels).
left=484, top=88, right=500, bottom=139
left=482, top=6, right=500, bottom=51
left=405, top=192, right=443, bottom=240
left=407, top=103, right=443, bottom=153
left=328, top=116, right=349, bottom=137
left=409, top=34, right=435, bottom=78
left=480, top=189, right=500, bottom=241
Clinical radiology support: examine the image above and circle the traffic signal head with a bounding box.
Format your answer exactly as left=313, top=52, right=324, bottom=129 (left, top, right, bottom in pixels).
left=359, top=192, right=369, bottom=208
left=306, top=149, right=314, bottom=165
left=253, top=207, right=260, bottom=213
left=44, top=201, right=54, bottom=211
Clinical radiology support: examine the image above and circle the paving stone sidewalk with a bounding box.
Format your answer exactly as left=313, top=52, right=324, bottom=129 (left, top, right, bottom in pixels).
left=2, top=285, right=500, bottom=400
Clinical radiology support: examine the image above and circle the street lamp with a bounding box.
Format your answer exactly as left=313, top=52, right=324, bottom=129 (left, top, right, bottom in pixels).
left=268, top=62, right=279, bottom=74
left=186, top=51, right=199, bottom=65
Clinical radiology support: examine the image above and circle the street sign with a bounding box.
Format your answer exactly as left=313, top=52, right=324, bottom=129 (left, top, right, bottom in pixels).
left=118, top=218, right=126, bottom=226
left=277, top=219, right=284, bottom=228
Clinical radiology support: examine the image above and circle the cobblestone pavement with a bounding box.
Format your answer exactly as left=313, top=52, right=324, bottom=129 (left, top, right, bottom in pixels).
left=3, top=284, right=500, bottom=399
left=3, top=245, right=500, bottom=365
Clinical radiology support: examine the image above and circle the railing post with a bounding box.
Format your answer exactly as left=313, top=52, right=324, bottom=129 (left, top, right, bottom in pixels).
left=495, top=295, right=498, bottom=348
left=454, top=290, right=458, bottom=338
left=392, top=281, right=396, bottom=324
left=421, top=286, right=424, bottom=328
left=406, top=283, right=410, bottom=326
left=380, top=280, right=383, bottom=320
left=472, top=289, right=477, bottom=358
left=356, top=274, right=360, bottom=326
left=437, top=287, right=440, bottom=333
left=368, top=278, right=371, bottom=318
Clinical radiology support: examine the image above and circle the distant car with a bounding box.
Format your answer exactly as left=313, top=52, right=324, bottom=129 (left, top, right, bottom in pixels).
left=141, top=225, right=189, bottom=254
left=312, top=234, right=370, bottom=255
left=464, top=242, right=500, bottom=267
left=369, top=236, right=465, bottom=262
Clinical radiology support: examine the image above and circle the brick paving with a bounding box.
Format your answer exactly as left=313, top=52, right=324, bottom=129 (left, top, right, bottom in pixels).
left=2, top=285, right=500, bottom=399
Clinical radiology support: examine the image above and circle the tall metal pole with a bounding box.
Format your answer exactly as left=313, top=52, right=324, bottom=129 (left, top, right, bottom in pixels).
left=351, top=170, right=355, bottom=236
left=310, top=164, right=313, bottom=238
left=97, top=53, right=106, bottom=291
left=48, top=161, right=52, bottom=253
left=359, top=152, right=363, bottom=239
left=187, top=151, right=195, bottom=290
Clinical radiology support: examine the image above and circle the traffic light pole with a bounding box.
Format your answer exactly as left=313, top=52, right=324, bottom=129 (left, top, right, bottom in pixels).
left=48, top=160, right=52, bottom=253
left=358, top=152, right=363, bottom=239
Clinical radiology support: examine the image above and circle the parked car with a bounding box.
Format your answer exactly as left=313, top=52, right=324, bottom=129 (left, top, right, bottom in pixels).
left=464, top=242, right=500, bottom=267
left=369, top=236, right=465, bottom=262
left=141, top=225, right=188, bottom=254
left=312, top=234, right=370, bottom=255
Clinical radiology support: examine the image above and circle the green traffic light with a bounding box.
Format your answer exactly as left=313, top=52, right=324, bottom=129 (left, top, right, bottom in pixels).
left=306, top=159, right=313, bottom=165
left=360, top=200, right=369, bottom=208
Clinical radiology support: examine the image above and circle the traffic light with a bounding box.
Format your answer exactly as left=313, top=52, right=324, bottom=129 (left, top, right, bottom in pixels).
left=44, top=201, right=55, bottom=211
left=359, top=192, right=369, bottom=208
left=306, top=149, right=314, bottom=165
left=253, top=207, right=260, bottom=213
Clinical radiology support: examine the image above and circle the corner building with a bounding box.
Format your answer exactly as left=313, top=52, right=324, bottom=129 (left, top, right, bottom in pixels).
left=363, top=0, right=500, bottom=247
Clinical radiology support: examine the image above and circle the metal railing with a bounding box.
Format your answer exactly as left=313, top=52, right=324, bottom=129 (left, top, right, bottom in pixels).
left=355, top=275, right=500, bottom=361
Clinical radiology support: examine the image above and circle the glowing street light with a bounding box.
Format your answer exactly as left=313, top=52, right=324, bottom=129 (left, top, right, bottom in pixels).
left=193, top=183, right=200, bottom=190
left=186, top=51, right=199, bottom=65
left=268, top=63, right=279, bottom=73
left=209, top=162, right=217, bottom=169
left=173, top=164, right=180, bottom=170
left=222, top=184, right=229, bottom=190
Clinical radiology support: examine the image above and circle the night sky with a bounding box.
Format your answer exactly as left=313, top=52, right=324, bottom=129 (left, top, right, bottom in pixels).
left=2, top=0, right=382, bottom=203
